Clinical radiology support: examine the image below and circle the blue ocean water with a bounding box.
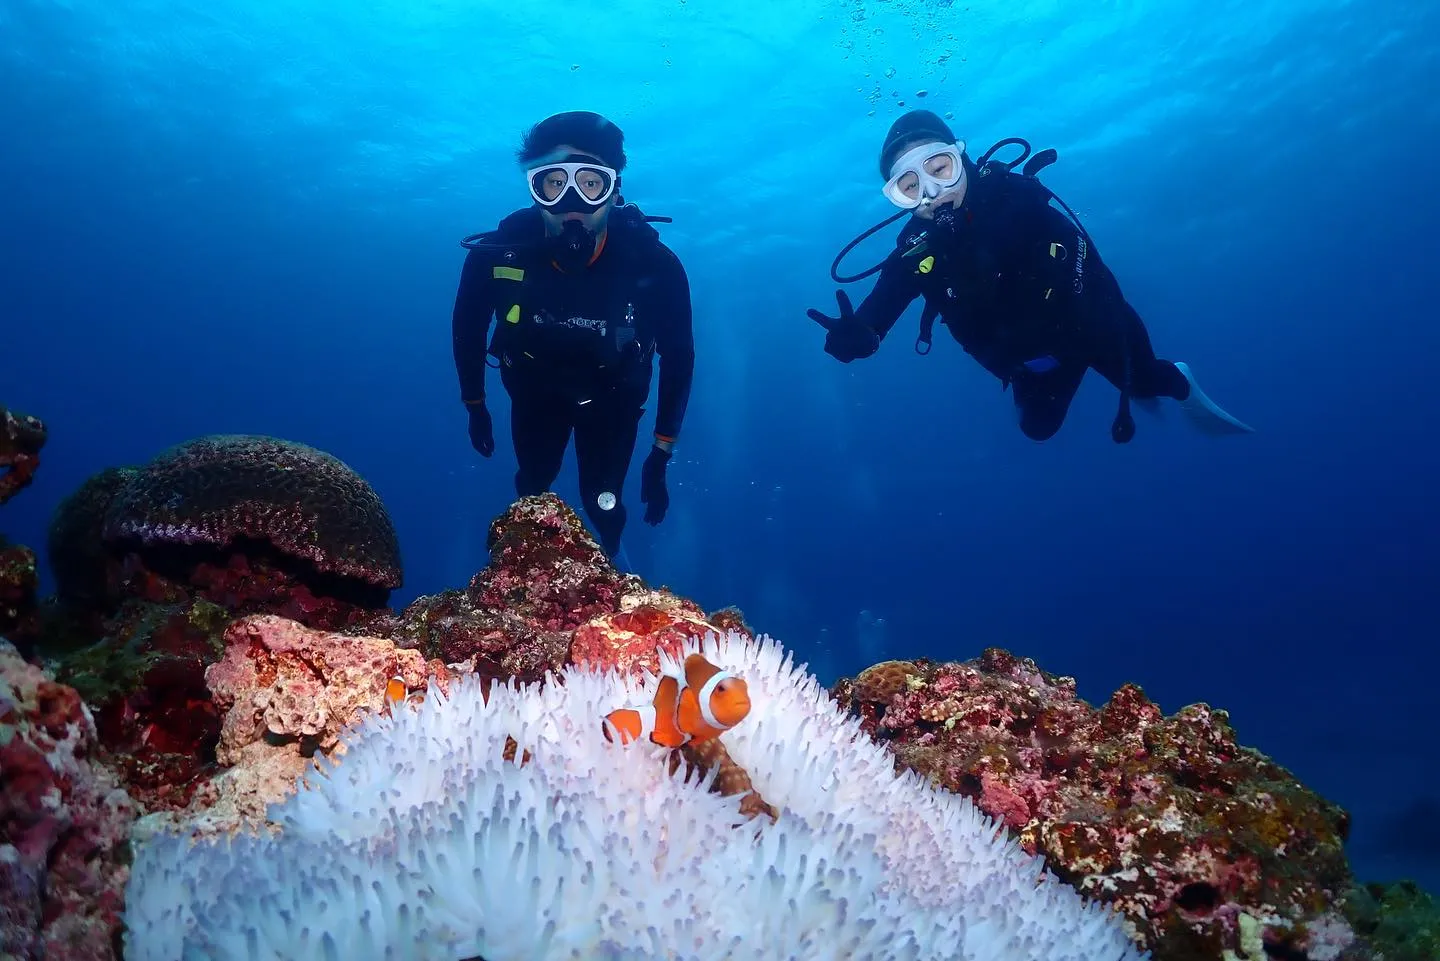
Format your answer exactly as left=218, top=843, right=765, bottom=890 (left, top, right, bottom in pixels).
left=2, top=0, right=1437, bottom=895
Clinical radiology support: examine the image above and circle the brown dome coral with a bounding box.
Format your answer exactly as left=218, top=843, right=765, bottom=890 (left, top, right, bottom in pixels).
left=101, top=435, right=402, bottom=593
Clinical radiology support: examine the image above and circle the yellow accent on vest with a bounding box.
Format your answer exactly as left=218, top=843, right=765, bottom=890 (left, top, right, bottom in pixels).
left=1049, top=243, right=1061, bottom=258
left=493, top=266, right=525, bottom=281
left=918, top=255, right=935, bottom=274
left=505, top=304, right=521, bottom=324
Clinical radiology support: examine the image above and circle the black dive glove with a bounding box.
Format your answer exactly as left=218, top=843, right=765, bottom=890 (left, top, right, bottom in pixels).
left=807, top=290, right=880, bottom=363
left=639, top=445, right=671, bottom=525
left=466, top=402, right=494, bottom=457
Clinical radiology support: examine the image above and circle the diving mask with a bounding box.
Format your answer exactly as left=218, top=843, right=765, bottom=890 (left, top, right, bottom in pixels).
left=882, top=141, right=966, bottom=210
left=527, top=159, right=618, bottom=210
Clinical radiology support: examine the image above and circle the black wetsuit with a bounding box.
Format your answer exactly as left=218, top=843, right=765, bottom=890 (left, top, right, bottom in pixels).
left=452, top=205, right=694, bottom=553
left=853, top=165, right=1189, bottom=440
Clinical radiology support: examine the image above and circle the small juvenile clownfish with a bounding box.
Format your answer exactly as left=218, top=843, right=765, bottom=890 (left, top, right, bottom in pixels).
left=603, top=653, right=751, bottom=747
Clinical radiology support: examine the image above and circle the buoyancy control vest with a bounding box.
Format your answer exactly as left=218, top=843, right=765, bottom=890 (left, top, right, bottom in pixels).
left=458, top=204, right=674, bottom=402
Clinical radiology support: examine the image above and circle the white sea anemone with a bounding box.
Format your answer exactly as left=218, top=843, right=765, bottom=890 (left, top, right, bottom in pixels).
left=123, top=630, right=1148, bottom=960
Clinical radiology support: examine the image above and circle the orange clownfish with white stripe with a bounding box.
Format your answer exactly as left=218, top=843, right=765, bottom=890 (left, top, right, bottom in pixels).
left=381, top=675, right=425, bottom=717
left=603, top=652, right=751, bottom=747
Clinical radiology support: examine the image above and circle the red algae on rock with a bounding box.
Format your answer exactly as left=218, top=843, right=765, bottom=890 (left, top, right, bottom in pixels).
left=570, top=589, right=720, bottom=676
left=369, top=494, right=735, bottom=686
left=0, top=540, right=39, bottom=645
left=0, top=640, right=137, bottom=961
left=470, top=494, right=629, bottom=631
left=832, top=648, right=1356, bottom=961
left=0, top=405, right=46, bottom=507
left=52, top=596, right=239, bottom=808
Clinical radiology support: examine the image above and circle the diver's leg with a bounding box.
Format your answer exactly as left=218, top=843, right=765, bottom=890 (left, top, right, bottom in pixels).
left=507, top=380, right=573, bottom=497
left=1089, top=300, right=1189, bottom=400
left=1094, top=301, right=1255, bottom=434
left=573, top=397, right=643, bottom=556
left=1010, top=362, right=1087, bottom=441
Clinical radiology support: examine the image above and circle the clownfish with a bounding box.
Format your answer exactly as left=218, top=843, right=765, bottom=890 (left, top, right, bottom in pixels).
left=603, top=653, right=751, bottom=747
left=382, top=675, right=425, bottom=717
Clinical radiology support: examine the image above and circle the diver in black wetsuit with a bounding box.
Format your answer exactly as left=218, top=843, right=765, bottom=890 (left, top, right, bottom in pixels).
left=451, top=111, right=695, bottom=558
left=809, top=109, right=1253, bottom=443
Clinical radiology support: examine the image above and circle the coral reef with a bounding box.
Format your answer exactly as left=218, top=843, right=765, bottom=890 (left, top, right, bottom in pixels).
left=206, top=613, right=436, bottom=764
left=123, top=631, right=1148, bottom=961
left=831, top=650, right=1356, bottom=960
left=570, top=588, right=721, bottom=675
left=0, top=403, right=46, bottom=654
left=100, top=434, right=403, bottom=603
left=470, top=494, right=628, bottom=628
left=371, top=582, right=573, bottom=685
left=47, top=466, right=137, bottom=610
left=0, top=404, right=46, bottom=506
left=1344, top=880, right=1439, bottom=961
left=110, top=546, right=382, bottom=632
left=124, top=614, right=446, bottom=842
left=367, top=495, right=732, bottom=686
left=55, top=598, right=232, bottom=811
left=31, top=435, right=410, bottom=803
left=7, top=474, right=1413, bottom=960
left=43, top=439, right=399, bottom=640
left=106, top=493, right=750, bottom=856
left=0, top=639, right=138, bottom=960
left=0, top=538, right=39, bottom=644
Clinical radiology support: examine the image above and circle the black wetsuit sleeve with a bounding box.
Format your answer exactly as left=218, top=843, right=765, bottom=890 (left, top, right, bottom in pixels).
left=853, top=256, right=924, bottom=341
left=451, top=249, right=495, bottom=404
left=652, top=247, right=695, bottom=441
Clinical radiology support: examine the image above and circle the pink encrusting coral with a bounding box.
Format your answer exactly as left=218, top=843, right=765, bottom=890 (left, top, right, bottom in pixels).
left=569, top=588, right=720, bottom=675
left=832, top=651, right=1357, bottom=960
left=0, top=640, right=138, bottom=960
left=206, top=613, right=438, bottom=763
left=120, top=614, right=451, bottom=840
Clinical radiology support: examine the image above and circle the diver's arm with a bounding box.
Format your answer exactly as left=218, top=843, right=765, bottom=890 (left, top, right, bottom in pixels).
left=451, top=249, right=495, bottom=405
left=651, top=248, right=695, bottom=450
left=852, top=258, right=923, bottom=341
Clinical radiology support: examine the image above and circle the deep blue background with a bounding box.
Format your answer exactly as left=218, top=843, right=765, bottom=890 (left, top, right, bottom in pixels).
left=3, top=0, right=1437, bottom=890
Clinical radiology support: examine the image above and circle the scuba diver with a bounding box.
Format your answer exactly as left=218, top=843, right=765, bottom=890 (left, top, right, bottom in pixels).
left=809, top=109, right=1254, bottom=443
left=451, top=110, right=694, bottom=559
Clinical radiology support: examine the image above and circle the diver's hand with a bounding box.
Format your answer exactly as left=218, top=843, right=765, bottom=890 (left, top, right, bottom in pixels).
left=466, top=402, right=494, bottom=457
left=639, top=445, right=670, bottom=525
left=807, top=290, right=879, bottom=363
